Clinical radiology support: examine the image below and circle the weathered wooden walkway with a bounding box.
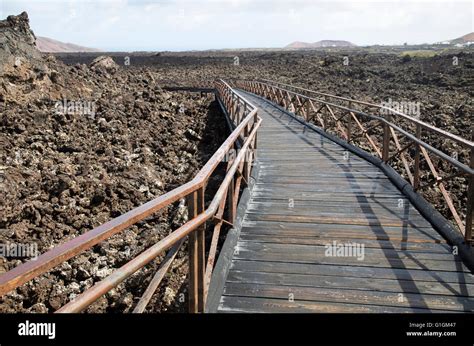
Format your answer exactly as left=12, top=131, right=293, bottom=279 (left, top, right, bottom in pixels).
left=207, top=90, right=474, bottom=313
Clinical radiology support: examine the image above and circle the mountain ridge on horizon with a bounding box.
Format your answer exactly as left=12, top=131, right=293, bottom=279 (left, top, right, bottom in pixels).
left=286, top=40, right=357, bottom=49
left=36, top=36, right=101, bottom=53
left=33, top=32, right=474, bottom=53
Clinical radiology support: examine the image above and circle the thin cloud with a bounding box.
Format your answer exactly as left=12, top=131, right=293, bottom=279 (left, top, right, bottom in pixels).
left=1, top=0, right=472, bottom=51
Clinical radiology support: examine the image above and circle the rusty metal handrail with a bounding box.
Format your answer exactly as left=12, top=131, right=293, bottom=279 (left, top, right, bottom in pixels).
left=238, top=80, right=474, bottom=242
left=246, top=82, right=472, bottom=173
left=0, top=79, right=261, bottom=314
left=257, top=79, right=473, bottom=150
left=57, top=117, right=261, bottom=313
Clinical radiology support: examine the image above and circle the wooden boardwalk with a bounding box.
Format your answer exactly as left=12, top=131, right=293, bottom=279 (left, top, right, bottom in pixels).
left=208, top=90, right=474, bottom=313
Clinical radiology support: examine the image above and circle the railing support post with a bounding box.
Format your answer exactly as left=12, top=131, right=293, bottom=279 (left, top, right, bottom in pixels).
left=465, top=130, right=474, bottom=243
left=347, top=103, right=352, bottom=142
left=305, top=99, right=311, bottom=122
left=382, top=120, right=390, bottom=162
left=187, top=187, right=206, bottom=313
left=413, top=124, right=422, bottom=190
left=227, top=177, right=236, bottom=223
left=243, top=124, right=250, bottom=183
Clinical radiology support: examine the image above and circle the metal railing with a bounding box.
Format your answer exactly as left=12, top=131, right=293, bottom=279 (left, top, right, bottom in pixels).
left=237, top=79, right=474, bottom=242
left=0, top=79, right=261, bottom=313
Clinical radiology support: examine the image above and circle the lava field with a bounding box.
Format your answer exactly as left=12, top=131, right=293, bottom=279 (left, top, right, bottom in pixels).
left=1, top=12, right=473, bottom=313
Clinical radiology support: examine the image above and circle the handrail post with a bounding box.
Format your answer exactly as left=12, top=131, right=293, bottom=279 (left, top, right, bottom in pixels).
left=382, top=119, right=390, bottom=162
left=305, top=99, right=310, bottom=122
left=187, top=187, right=206, bottom=313
left=228, top=177, right=236, bottom=223
left=347, top=102, right=352, bottom=142
left=243, top=122, right=251, bottom=183
left=227, top=143, right=238, bottom=225
left=466, top=130, right=474, bottom=243
left=413, top=124, right=422, bottom=190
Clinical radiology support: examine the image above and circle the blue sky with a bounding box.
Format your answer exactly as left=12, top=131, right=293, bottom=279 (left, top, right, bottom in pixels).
left=1, top=0, right=472, bottom=51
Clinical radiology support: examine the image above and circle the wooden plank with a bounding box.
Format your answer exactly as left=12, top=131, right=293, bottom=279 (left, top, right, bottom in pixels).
left=254, top=182, right=400, bottom=192
left=257, top=156, right=368, bottom=163
left=258, top=162, right=382, bottom=171
left=244, top=213, right=433, bottom=228
left=258, top=161, right=373, bottom=167
left=240, top=227, right=444, bottom=244
left=246, top=204, right=426, bottom=218
left=258, top=175, right=392, bottom=183
left=245, top=212, right=429, bottom=226
left=253, top=189, right=405, bottom=200
left=223, top=282, right=474, bottom=312
left=258, top=171, right=389, bottom=179
left=250, top=194, right=412, bottom=204
left=235, top=241, right=461, bottom=262
left=241, top=221, right=445, bottom=241
left=246, top=204, right=424, bottom=220
left=255, top=178, right=397, bottom=189
left=230, top=260, right=474, bottom=284
left=233, top=247, right=469, bottom=272
left=257, top=148, right=359, bottom=154
left=248, top=200, right=419, bottom=213
left=238, top=233, right=453, bottom=253
left=257, top=145, right=349, bottom=151
left=226, top=270, right=474, bottom=296
left=249, top=196, right=413, bottom=205
left=218, top=296, right=455, bottom=313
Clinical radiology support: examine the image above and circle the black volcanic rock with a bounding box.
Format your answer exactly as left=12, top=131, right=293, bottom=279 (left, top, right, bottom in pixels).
left=0, top=12, right=42, bottom=70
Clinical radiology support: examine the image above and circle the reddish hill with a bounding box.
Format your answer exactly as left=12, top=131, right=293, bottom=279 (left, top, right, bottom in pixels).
left=36, top=36, right=100, bottom=53
left=449, top=32, right=474, bottom=44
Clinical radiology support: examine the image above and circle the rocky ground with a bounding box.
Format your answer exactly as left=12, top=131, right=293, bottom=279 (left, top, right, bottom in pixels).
left=57, top=48, right=473, bottom=230
left=0, top=13, right=227, bottom=313
left=58, top=47, right=474, bottom=227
